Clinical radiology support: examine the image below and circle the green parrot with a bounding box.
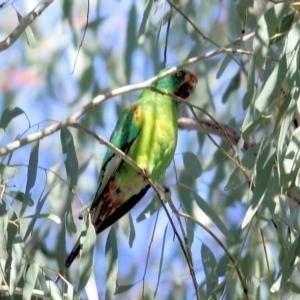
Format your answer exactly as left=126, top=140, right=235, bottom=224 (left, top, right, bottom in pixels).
left=65, top=69, right=198, bottom=268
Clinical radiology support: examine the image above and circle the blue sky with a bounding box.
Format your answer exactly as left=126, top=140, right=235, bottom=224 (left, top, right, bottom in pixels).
left=0, top=0, right=248, bottom=298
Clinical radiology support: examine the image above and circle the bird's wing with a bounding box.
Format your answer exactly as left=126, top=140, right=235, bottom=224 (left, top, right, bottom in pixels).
left=65, top=104, right=143, bottom=268
left=90, top=103, right=142, bottom=225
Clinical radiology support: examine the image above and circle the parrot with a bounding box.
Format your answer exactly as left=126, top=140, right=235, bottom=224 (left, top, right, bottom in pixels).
left=65, top=68, right=198, bottom=268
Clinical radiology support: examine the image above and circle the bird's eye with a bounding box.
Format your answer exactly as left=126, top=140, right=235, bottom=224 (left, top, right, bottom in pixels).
left=176, top=71, right=182, bottom=77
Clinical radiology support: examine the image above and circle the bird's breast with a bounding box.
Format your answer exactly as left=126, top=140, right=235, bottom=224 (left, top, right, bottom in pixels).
left=129, top=106, right=178, bottom=180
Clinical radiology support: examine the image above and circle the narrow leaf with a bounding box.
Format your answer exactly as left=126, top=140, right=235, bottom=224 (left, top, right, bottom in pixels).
left=282, top=127, right=300, bottom=188
left=201, top=243, right=218, bottom=298
left=138, top=0, right=152, bottom=40
left=15, top=9, right=36, bottom=48
left=125, top=3, right=137, bottom=82
left=0, top=164, right=16, bottom=181
left=78, top=222, right=96, bottom=294
left=105, top=226, right=118, bottom=300
left=6, top=191, right=34, bottom=206
left=222, top=70, right=240, bottom=103
left=136, top=195, right=160, bottom=222
left=271, top=235, right=300, bottom=292
left=85, top=269, right=98, bottom=300
left=25, top=141, right=39, bottom=194
left=216, top=55, right=231, bottom=79
left=270, top=13, right=294, bottom=45
left=128, top=213, right=135, bottom=248
left=45, top=280, right=63, bottom=300
left=0, top=199, right=8, bottom=259
left=0, top=106, right=24, bottom=129
left=253, top=3, right=289, bottom=69
left=154, top=224, right=168, bottom=298
left=193, top=192, right=235, bottom=241
left=10, top=235, right=25, bottom=294
left=23, top=262, right=39, bottom=300
left=182, top=152, right=202, bottom=178
left=242, top=140, right=276, bottom=228
left=60, top=128, right=78, bottom=187
left=255, top=56, right=287, bottom=112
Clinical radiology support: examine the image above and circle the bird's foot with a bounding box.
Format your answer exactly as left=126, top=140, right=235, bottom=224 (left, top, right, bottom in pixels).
left=141, top=168, right=151, bottom=180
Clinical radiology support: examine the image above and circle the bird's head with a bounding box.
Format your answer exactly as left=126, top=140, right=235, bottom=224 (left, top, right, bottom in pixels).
left=156, top=68, right=198, bottom=100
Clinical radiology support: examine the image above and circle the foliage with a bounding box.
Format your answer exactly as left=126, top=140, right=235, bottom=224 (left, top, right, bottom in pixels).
left=1, top=0, right=300, bottom=299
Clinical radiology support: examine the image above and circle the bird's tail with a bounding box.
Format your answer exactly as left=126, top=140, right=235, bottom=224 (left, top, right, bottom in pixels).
left=65, top=236, right=81, bottom=268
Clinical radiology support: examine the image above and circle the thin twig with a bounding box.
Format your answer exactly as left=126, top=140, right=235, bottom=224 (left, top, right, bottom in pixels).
left=163, top=5, right=172, bottom=68
left=177, top=211, right=250, bottom=298
left=0, top=0, right=54, bottom=51
left=72, top=0, right=90, bottom=74
left=148, top=180, right=201, bottom=300
left=142, top=210, right=160, bottom=298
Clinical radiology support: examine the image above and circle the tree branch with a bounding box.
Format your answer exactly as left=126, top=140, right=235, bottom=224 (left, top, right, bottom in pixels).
left=0, top=285, right=50, bottom=298
left=0, top=0, right=54, bottom=51
left=0, top=42, right=261, bottom=156
left=178, top=117, right=255, bottom=151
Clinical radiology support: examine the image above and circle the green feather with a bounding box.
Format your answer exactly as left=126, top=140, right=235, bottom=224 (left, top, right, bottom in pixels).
left=65, top=68, right=197, bottom=268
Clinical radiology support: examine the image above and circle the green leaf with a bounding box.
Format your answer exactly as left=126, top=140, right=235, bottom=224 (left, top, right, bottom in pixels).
left=271, top=235, right=300, bottom=292
left=242, top=139, right=276, bottom=228
left=136, top=195, right=160, bottom=222
left=270, top=13, right=294, bottom=45
left=154, top=224, right=168, bottom=298
left=25, top=140, right=39, bottom=195
left=23, top=262, right=39, bottom=300
left=186, top=219, right=194, bottom=248
left=125, top=3, right=137, bottom=82
left=201, top=243, right=218, bottom=298
left=215, top=262, right=231, bottom=277
left=277, top=97, right=296, bottom=186
left=243, top=56, right=256, bottom=109
left=23, top=189, right=52, bottom=241
left=182, top=152, right=202, bottom=178
left=225, top=166, right=244, bottom=190
left=256, top=170, right=278, bottom=228
left=77, top=222, right=96, bottom=295
left=283, top=280, right=300, bottom=294
left=21, top=213, right=61, bottom=224
left=253, top=3, right=289, bottom=69
left=115, top=283, right=136, bottom=294
left=10, top=235, right=25, bottom=294
left=79, top=64, right=94, bottom=93
left=255, top=56, right=287, bottom=112
left=0, top=106, right=24, bottom=130
left=193, top=192, right=235, bottom=242
left=0, top=200, right=8, bottom=259
left=84, top=270, right=98, bottom=300
left=45, top=280, right=63, bottom=300
left=281, top=127, right=300, bottom=188
left=208, top=281, right=226, bottom=300
left=138, top=0, right=152, bottom=41
left=222, top=70, right=240, bottom=103
left=0, top=128, right=4, bottom=142
left=60, top=128, right=78, bottom=187
left=242, top=115, right=263, bottom=140
left=128, top=213, right=135, bottom=248
left=15, top=9, right=36, bottom=48
left=6, top=191, right=34, bottom=206
left=105, top=226, right=118, bottom=300
left=0, top=164, right=16, bottom=182
left=216, top=55, right=231, bottom=79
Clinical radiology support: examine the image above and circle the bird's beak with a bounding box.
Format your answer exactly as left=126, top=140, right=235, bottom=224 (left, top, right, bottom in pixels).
left=188, top=72, right=198, bottom=93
